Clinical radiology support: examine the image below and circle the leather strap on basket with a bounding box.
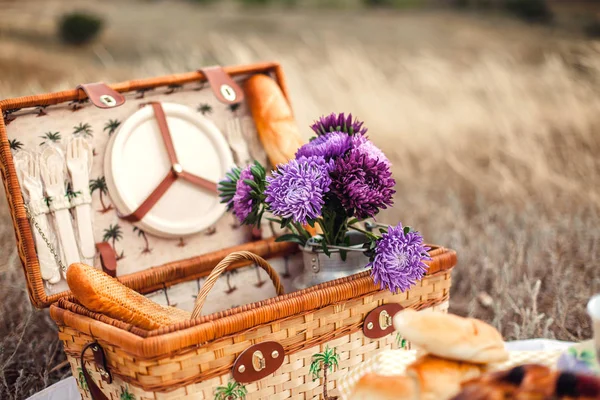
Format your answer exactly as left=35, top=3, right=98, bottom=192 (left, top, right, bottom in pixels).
left=96, top=242, right=117, bottom=277
left=80, top=342, right=112, bottom=400
left=191, top=251, right=284, bottom=319
left=118, top=102, right=217, bottom=223
left=198, top=66, right=244, bottom=105
left=76, top=83, right=125, bottom=109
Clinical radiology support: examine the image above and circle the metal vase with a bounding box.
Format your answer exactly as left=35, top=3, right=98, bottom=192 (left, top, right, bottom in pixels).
left=293, top=231, right=369, bottom=290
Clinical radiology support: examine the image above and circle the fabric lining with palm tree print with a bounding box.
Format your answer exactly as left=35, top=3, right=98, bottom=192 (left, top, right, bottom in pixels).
left=103, top=224, right=125, bottom=260
left=253, top=265, right=266, bottom=288
left=224, top=269, right=239, bottom=294
left=103, top=119, right=121, bottom=136
left=8, top=139, right=23, bottom=151
left=89, top=176, right=113, bottom=213
left=133, top=227, right=152, bottom=254
left=198, top=103, right=213, bottom=115
left=39, top=131, right=61, bottom=146
left=73, top=122, right=93, bottom=138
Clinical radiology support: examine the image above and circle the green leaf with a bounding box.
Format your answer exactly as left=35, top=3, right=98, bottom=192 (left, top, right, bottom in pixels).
left=340, top=249, right=347, bottom=261
left=243, top=179, right=260, bottom=192
left=347, top=218, right=360, bottom=226
left=275, top=234, right=306, bottom=245
left=321, top=240, right=331, bottom=257
left=250, top=166, right=264, bottom=180
left=580, top=350, right=595, bottom=360
left=307, top=219, right=315, bottom=228
left=279, top=218, right=291, bottom=229
left=403, top=226, right=411, bottom=234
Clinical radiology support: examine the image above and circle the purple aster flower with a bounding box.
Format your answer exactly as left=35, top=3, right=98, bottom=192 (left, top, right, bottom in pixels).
left=265, top=156, right=331, bottom=224
left=295, top=131, right=352, bottom=161
left=330, top=150, right=396, bottom=219
left=232, top=166, right=255, bottom=223
left=367, top=224, right=431, bottom=293
left=351, top=135, right=390, bottom=166
left=310, top=113, right=368, bottom=136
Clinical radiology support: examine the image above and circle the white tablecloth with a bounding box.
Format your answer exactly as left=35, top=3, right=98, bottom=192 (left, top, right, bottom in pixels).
left=26, top=339, right=576, bottom=400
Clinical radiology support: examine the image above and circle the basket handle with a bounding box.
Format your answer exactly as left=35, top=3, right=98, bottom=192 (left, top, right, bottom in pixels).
left=191, top=251, right=284, bottom=319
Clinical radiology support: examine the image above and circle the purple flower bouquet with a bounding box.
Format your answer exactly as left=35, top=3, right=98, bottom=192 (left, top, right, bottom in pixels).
left=218, top=113, right=431, bottom=293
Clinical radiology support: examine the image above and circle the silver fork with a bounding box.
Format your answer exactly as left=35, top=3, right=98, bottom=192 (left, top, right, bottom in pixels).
left=225, top=118, right=252, bottom=166
left=66, top=137, right=95, bottom=264
left=17, top=152, right=62, bottom=284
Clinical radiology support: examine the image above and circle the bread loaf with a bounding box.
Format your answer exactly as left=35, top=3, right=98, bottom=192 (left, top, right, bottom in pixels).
left=67, top=263, right=190, bottom=330
left=244, top=74, right=304, bottom=167
left=350, top=373, right=419, bottom=400
left=393, top=309, right=508, bottom=364
left=406, top=355, right=484, bottom=399
left=349, top=356, right=483, bottom=400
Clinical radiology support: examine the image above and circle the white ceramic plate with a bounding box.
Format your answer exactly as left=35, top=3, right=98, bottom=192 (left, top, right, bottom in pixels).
left=104, top=102, right=234, bottom=238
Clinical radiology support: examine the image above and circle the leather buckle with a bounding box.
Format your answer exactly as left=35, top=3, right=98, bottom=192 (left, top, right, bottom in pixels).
left=363, top=303, right=404, bottom=339
left=198, top=66, right=244, bottom=105
left=76, top=83, right=125, bottom=109
left=232, top=341, right=284, bottom=383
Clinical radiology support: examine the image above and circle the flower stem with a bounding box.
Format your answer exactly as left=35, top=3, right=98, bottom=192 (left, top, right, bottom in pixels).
left=348, top=225, right=370, bottom=235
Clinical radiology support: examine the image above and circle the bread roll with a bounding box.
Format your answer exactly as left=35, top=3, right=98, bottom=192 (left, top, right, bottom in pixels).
left=67, top=263, right=190, bottom=330
left=393, top=310, right=508, bottom=364
left=350, top=373, right=419, bottom=400
left=406, top=355, right=484, bottom=400
left=244, top=74, right=304, bottom=167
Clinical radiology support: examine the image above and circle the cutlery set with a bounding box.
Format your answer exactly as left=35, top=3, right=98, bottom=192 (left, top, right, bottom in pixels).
left=14, top=137, right=96, bottom=286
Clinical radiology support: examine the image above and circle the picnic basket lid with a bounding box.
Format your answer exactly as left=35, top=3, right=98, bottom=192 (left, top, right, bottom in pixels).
left=0, top=62, right=295, bottom=309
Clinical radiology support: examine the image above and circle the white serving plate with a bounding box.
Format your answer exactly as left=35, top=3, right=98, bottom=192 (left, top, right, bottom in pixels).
left=104, top=102, right=234, bottom=238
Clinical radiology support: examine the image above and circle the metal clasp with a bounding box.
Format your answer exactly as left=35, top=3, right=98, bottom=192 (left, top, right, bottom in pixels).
left=379, top=310, right=393, bottom=330
left=99, top=95, right=117, bottom=107
left=220, top=84, right=237, bottom=102
left=252, top=350, right=266, bottom=372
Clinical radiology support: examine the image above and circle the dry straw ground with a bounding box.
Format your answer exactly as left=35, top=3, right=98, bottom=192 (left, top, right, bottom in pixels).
left=1, top=0, right=600, bottom=398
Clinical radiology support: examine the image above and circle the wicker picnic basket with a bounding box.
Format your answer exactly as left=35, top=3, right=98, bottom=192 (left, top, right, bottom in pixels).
left=0, top=62, right=458, bottom=400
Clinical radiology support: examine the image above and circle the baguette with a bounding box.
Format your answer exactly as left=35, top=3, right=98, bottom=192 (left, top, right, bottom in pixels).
left=393, top=309, right=508, bottom=364
left=67, top=263, right=190, bottom=330
left=244, top=74, right=304, bottom=167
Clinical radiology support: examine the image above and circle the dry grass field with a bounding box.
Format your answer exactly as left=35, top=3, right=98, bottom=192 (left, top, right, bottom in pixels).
left=1, top=0, right=600, bottom=398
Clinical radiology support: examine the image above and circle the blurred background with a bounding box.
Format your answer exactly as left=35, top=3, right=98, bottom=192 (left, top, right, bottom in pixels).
left=1, top=0, right=600, bottom=398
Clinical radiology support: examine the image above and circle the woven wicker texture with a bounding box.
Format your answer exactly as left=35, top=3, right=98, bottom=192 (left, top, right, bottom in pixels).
left=337, top=348, right=564, bottom=399
left=60, top=293, right=450, bottom=399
